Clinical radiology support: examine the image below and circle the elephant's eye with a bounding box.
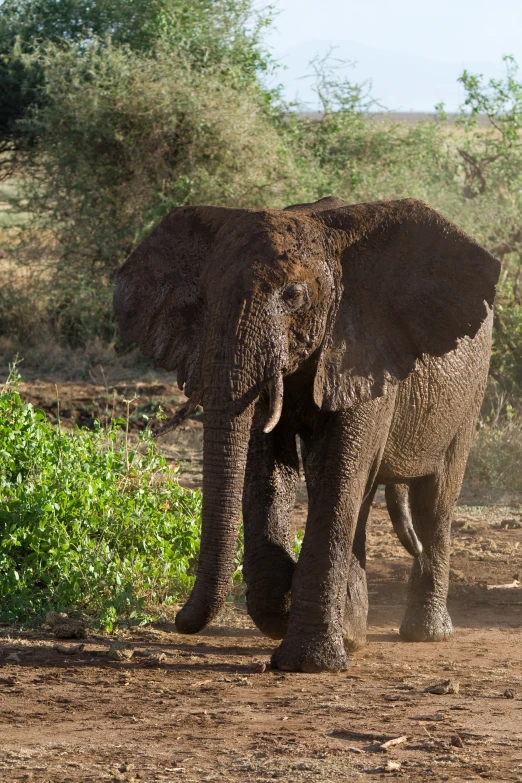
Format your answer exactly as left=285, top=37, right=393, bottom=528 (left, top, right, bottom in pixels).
left=282, top=282, right=309, bottom=312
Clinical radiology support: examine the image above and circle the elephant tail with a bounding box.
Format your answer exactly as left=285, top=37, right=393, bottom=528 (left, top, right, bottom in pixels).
left=385, top=483, right=425, bottom=561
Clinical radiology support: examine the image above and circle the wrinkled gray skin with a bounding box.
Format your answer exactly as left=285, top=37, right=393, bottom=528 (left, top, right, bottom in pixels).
left=114, top=197, right=500, bottom=673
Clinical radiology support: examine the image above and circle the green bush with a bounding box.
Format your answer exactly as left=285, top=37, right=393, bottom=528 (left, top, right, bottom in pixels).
left=0, top=372, right=221, bottom=628
left=0, top=0, right=273, bottom=163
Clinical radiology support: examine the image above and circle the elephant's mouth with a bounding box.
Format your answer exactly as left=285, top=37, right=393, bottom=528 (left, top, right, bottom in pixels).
left=264, top=370, right=284, bottom=433
left=153, top=370, right=284, bottom=438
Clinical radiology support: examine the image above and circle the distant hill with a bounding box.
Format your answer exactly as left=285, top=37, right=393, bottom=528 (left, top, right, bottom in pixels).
left=269, top=39, right=506, bottom=112
left=300, top=112, right=490, bottom=125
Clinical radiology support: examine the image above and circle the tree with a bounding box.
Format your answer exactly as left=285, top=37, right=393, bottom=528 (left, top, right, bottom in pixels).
left=0, top=0, right=274, bottom=169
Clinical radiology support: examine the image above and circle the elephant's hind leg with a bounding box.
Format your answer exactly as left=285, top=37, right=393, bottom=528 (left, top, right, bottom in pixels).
left=400, top=418, right=477, bottom=643
left=399, top=474, right=454, bottom=642
left=242, top=403, right=299, bottom=639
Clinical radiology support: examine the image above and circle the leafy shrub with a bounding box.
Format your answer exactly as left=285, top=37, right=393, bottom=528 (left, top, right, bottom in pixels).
left=0, top=372, right=225, bottom=628
left=0, top=0, right=273, bottom=163
left=466, top=419, right=522, bottom=494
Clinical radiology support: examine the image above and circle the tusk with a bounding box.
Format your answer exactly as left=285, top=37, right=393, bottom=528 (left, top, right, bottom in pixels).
left=153, top=392, right=201, bottom=438
left=263, top=371, right=284, bottom=434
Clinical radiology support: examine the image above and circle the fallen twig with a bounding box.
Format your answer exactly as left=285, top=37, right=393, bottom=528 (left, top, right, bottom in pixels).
left=380, top=736, right=408, bottom=750
left=153, top=395, right=201, bottom=438
left=486, top=580, right=520, bottom=590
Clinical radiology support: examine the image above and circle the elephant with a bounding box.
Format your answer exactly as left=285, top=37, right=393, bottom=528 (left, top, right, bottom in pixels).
left=114, top=196, right=500, bottom=673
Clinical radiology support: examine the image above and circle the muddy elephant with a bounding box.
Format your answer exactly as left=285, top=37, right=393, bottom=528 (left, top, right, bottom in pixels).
left=114, top=196, right=499, bottom=673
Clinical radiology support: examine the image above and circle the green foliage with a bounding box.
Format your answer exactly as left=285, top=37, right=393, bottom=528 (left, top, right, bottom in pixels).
left=0, top=370, right=221, bottom=627
left=0, top=0, right=272, bottom=68
left=287, top=86, right=452, bottom=205
left=0, top=0, right=273, bottom=161
left=490, top=288, right=522, bottom=398
left=292, top=529, right=304, bottom=558
left=4, top=37, right=289, bottom=345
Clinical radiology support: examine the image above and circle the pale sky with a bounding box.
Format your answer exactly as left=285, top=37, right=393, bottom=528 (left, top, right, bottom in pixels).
left=265, top=0, right=522, bottom=111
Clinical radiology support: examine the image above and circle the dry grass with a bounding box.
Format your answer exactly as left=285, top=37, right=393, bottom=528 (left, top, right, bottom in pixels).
left=466, top=421, right=522, bottom=494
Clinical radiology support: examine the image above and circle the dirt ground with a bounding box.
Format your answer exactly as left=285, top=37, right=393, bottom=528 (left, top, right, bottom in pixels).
left=1, top=380, right=521, bottom=782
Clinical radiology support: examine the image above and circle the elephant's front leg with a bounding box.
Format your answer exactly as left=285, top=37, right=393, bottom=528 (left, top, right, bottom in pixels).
left=343, top=484, right=377, bottom=651
left=272, top=403, right=390, bottom=673
left=242, top=402, right=299, bottom=639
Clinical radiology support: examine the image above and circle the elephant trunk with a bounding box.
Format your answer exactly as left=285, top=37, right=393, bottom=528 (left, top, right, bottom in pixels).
left=175, top=297, right=288, bottom=634
left=175, top=309, right=271, bottom=634
left=175, top=403, right=255, bottom=634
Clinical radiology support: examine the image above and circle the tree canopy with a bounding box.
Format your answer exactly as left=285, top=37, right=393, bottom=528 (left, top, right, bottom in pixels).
left=0, top=0, right=274, bottom=156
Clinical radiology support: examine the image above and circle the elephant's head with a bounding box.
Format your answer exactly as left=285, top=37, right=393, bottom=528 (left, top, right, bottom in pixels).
left=114, top=197, right=499, bottom=633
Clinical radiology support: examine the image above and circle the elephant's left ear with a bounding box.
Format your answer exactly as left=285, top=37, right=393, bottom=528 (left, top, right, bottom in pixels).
left=312, top=198, right=501, bottom=410
left=113, top=205, right=246, bottom=397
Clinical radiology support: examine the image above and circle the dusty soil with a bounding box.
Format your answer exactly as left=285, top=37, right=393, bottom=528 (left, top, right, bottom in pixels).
left=1, top=380, right=521, bottom=782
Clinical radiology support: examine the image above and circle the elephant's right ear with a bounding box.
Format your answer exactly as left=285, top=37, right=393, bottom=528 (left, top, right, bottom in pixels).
left=114, top=206, right=245, bottom=395
left=311, top=199, right=501, bottom=410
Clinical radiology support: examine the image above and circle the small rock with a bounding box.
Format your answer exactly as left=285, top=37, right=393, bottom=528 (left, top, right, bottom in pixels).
left=504, top=688, right=515, bottom=699
left=53, top=622, right=86, bottom=639
left=140, top=652, right=167, bottom=666
left=486, top=580, right=520, bottom=590
left=380, top=736, right=408, bottom=750
left=53, top=643, right=84, bottom=655
left=384, top=759, right=401, bottom=773
left=44, top=610, right=67, bottom=625
left=44, top=611, right=86, bottom=639
left=500, top=519, right=522, bottom=529
left=451, top=734, right=464, bottom=748
left=424, top=679, right=460, bottom=695
left=450, top=568, right=467, bottom=583
left=5, top=653, right=21, bottom=664
left=137, top=647, right=162, bottom=658
left=108, top=645, right=134, bottom=662
left=412, top=713, right=446, bottom=722
left=253, top=661, right=267, bottom=674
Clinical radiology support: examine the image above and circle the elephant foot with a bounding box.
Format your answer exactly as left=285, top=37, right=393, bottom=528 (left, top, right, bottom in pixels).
left=245, top=554, right=294, bottom=640
left=343, top=614, right=367, bottom=651
left=400, top=604, right=454, bottom=642
left=246, top=594, right=290, bottom=640
left=343, top=555, right=368, bottom=651
left=271, top=631, right=348, bottom=673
